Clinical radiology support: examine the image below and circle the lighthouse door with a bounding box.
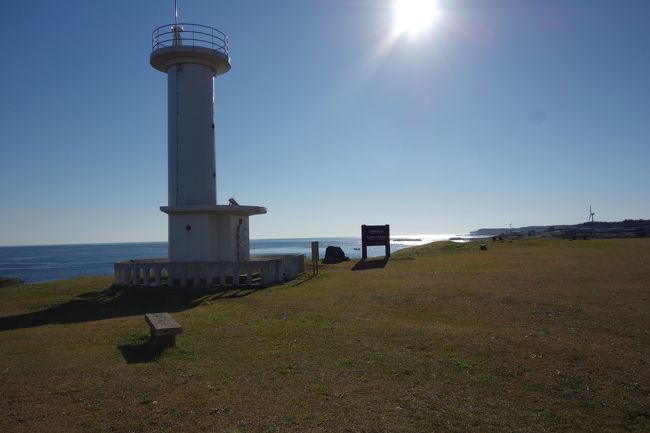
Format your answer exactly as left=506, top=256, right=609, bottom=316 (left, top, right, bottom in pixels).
left=236, top=218, right=250, bottom=261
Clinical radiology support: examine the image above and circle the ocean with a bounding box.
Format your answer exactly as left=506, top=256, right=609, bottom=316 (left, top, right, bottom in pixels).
left=0, top=235, right=464, bottom=283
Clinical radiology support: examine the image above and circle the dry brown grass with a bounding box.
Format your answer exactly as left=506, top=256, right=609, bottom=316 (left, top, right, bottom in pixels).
left=1, top=238, right=649, bottom=432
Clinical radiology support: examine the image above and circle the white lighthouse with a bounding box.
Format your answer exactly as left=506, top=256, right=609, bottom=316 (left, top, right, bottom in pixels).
left=151, top=19, right=266, bottom=263
left=114, top=7, right=304, bottom=289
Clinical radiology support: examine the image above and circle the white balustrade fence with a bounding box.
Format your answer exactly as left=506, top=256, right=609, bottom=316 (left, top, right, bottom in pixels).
left=114, top=255, right=304, bottom=289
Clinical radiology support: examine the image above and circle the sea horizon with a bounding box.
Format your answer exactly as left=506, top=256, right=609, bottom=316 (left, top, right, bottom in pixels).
left=0, top=233, right=468, bottom=249
left=0, top=234, right=472, bottom=284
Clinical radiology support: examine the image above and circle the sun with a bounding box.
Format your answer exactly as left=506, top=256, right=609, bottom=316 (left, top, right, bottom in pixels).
left=393, top=0, right=440, bottom=36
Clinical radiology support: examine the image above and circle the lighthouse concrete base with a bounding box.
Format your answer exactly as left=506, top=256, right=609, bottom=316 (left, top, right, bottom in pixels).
left=161, top=204, right=266, bottom=262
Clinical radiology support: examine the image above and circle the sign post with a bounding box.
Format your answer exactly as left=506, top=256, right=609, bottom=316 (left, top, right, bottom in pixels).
left=361, top=224, right=390, bottom=260
left=311, top=241, right=319, bottom=275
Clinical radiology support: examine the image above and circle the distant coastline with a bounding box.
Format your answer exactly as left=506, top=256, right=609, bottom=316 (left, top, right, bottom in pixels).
left=471, top=219, right=650, bottom=239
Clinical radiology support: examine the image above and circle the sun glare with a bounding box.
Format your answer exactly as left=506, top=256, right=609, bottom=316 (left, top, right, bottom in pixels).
left=393, top=0, right=440, bottom=36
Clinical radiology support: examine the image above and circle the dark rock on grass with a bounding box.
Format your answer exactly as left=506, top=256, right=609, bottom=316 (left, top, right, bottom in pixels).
left=322, top=246, right=349, bottom=264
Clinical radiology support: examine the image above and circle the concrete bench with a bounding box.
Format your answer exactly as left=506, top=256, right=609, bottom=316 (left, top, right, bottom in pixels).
left=145, top=313, right=182, bottom=348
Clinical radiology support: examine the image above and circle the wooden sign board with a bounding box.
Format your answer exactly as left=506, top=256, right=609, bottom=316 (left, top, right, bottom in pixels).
left=361, top=224, right=390, bottom=260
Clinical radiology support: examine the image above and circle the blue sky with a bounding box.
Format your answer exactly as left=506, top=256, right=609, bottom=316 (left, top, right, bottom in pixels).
left=1, top=0, right=649, bottom=246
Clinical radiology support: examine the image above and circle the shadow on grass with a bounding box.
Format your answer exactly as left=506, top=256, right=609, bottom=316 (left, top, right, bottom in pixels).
left=351, top=258, right=389, bottom=271
left=0, top=285, right=260, bottom=332
left=118, top=337, right=166, bottom=364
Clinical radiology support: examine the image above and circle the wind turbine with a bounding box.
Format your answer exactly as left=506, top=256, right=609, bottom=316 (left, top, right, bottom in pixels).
left=588, top=205, right=595, bottom=223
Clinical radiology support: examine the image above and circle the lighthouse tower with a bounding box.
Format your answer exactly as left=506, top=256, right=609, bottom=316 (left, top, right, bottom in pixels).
left=151, top=15, right=265, bottom=262
left=113, top=5, right=304, bottom=289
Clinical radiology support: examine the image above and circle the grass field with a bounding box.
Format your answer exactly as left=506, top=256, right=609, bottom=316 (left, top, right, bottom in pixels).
left=1, top=238, right=649, bottom=432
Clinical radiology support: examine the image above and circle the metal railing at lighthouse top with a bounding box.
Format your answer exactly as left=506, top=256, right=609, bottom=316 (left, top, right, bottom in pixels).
left=151, top=23, right=229, bottom=57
